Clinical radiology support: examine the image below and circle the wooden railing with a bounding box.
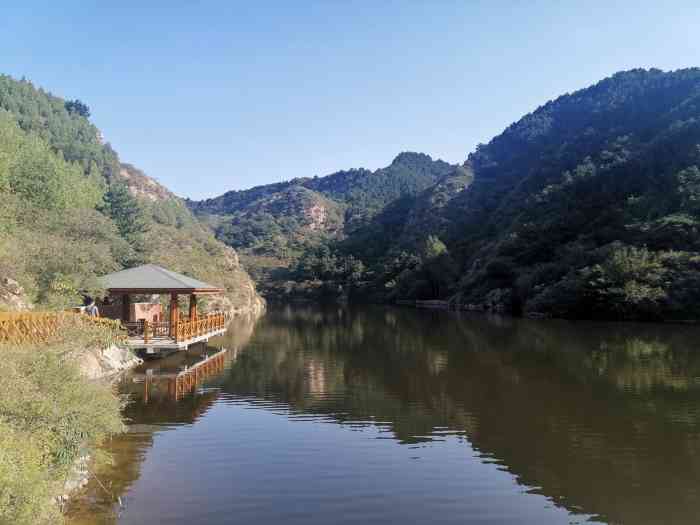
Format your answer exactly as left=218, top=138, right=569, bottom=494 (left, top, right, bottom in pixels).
left=0, top=310, right=227, bottom=346
left=123, top=321, right=170, bottom=343
left=122, top=312, right=227, bottom=344
left=174, top=312, right=226, bottom=343
left=0, top=311, right=121, bottom=345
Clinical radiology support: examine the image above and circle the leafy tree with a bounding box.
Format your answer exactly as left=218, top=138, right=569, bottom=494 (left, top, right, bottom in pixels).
left=97, top=182, right=148, bottom=267
left=102, top=182, right=147, bottom=240
left=421, top=235, right=448, bottom=260
left=677, top=166, right=700, bottom=214
left=64, top=98, right=90, bottom=117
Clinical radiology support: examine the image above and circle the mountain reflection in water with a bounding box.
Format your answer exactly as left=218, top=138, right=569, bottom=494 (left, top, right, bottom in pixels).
left=66, top=306, right=700, bottom=525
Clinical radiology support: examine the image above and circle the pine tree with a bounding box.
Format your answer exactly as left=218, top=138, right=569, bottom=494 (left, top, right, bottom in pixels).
left=102, top=182, right=148, bottom=264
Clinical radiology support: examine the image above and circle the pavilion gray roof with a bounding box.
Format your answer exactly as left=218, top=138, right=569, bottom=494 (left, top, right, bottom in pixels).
left=100, top=264, right=223, bottom=294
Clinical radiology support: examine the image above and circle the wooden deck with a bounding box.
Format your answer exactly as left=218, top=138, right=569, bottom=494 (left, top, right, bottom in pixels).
left=123, top=312, right=228, bottom=352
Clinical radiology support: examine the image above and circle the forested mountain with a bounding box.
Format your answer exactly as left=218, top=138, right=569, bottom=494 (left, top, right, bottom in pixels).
left=198, top=68, right=700, bottom=320
left=0, top=74, right=262, bottom=314
left=189, top=152, right=460, bottom=287
left=444, top=68, right=700, bottom=320
left=338, top=164, right=474, bottom=264
left=357, top=68, right=700, bottom=320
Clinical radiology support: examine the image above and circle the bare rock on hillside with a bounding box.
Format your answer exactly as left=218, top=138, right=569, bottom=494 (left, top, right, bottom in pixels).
left=0, top=277, right=32, bottom=311
left=76, top=344, right=143, bottom=380
left=118, top=163, right=175, bottom=202
left=207, top=246, right=266, bottom=317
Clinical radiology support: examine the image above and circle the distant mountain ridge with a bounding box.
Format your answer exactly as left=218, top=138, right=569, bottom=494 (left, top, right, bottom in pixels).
left=188, top=152, right=461, bottom=262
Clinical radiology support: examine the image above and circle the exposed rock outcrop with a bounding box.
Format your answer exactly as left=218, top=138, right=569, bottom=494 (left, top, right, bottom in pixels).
left=0, top=276, right=32, bottom=311
left=76, top=344, right=143, bottom=380
left=218, top=247, right=266, bottom=316
left=56, top=454, right=91, bottom=505
left=118, top=163, right=175, bottom=202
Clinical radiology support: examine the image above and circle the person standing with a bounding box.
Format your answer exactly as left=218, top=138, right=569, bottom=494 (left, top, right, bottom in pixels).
left=85, top=299, right=100, bottom=317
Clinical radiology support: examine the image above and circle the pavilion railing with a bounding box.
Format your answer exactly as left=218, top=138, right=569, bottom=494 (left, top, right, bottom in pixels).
left=123, top=320, right=171, bottom=343
left=122, top=312, right=227, bottom=344
left=174, top=312, right=227, bottom=343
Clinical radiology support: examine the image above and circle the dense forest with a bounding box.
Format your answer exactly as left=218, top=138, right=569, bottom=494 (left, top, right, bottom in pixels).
left=0, top=74, right=261, bottom=313
left=195, top=68, right=700, bottom=321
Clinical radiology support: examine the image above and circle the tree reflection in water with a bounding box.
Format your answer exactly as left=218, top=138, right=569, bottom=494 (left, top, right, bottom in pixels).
left=67, top=306, right=700, bottom=525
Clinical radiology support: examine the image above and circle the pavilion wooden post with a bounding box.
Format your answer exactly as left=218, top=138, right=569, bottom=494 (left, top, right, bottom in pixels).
left=121, top=294, right=131, bottom=322
left=170, top=293, right=179, bottom=339
left=189, top=294, right=198, bottom=321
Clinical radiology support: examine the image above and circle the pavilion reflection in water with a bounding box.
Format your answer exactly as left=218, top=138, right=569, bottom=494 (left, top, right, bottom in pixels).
left=123, top=344, right=241, bottom=402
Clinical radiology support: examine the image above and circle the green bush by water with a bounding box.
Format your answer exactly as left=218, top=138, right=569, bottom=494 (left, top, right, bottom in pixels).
left=0, top=326, right=125, bottom=525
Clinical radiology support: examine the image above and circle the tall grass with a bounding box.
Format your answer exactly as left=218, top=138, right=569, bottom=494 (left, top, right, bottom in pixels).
left=0, top=323, right=125, bottom=524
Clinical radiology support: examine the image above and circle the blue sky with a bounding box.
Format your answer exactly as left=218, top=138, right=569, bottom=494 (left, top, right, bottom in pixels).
left=2, top=1, right=700, bottom=199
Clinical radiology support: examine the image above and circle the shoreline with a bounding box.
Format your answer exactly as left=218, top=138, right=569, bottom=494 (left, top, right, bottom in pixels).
left=58, top=305, right=266, bottom=508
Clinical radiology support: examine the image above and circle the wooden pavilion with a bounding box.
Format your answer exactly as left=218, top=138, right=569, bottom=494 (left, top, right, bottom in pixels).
left=99, top=264, right=228, bottom=353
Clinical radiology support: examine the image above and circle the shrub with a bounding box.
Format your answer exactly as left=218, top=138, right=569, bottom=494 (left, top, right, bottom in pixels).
left=0, top=325, right=125, bottom=524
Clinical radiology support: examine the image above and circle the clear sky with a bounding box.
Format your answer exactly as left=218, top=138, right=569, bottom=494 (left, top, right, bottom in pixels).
left=2, top=1, right=699, bottom=199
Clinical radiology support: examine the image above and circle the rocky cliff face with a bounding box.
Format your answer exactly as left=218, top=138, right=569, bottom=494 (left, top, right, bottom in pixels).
left=118, top=163, right=176, bottom=202
left=205, top=246, right=267, bottom=317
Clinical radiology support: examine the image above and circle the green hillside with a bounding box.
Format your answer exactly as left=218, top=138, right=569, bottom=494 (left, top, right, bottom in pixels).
left=188, top=152, right=459, bottom=293
left=0, top=75, right=261, bottom=313
left=445, top=68, right=700, bottom=320
left=344, top=68, right=700, bottom=320
left=195, top=68, right=700, bottom=320
left=190, top=152, right=456, bottom=245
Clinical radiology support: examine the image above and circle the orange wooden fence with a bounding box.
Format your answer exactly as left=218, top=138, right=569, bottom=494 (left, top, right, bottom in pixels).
left=123, top=312, right=227, bottom=344
left=0, top=311, right=121, bottom=345
left=1, top=310, right=227, bottom=346
left=174, top=312, right=227, bottom=343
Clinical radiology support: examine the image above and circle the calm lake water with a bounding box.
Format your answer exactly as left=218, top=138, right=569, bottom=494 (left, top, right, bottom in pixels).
left=66, top=305, right=700, bottom=524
